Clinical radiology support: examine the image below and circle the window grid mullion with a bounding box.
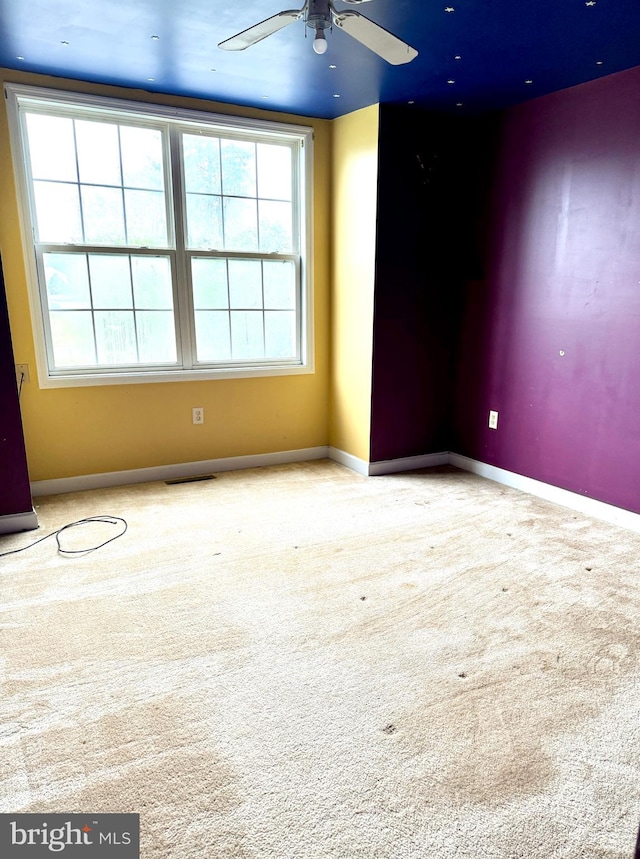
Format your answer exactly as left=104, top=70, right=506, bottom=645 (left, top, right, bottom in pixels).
left=117, top=125, right=129, bottom=245
left=226, top=259, right=232, bottom=359
left=128, top=255, right=141, bottom=364
left=261, top=260, right=266, bottom=358
left=71, top=119, right=87, bottom=245
left=253, top=141, right=260, bottom=256
left=170, top=126, right=195, bottom=370
left=84, top=252, right=100, bottom=366
left=219, top=138, right=227, bottom=251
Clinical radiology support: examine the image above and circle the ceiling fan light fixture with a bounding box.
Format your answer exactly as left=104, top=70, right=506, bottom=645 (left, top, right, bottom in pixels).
left=218, top=0, right=417, bottom=66
left=313, top=27, right=328, bottom=54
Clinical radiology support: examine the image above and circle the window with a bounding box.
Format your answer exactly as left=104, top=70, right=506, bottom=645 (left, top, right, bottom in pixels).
left=6, top=85, right=313, bottom=386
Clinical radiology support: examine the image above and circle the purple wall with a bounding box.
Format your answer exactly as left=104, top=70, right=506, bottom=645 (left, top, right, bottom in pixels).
left=0, top=260, right=34, bottom=522
left=454, top=65, right=640, bottom=513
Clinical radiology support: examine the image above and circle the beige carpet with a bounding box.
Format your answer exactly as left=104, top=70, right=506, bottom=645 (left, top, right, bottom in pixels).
left=2, top=460, right=640, bottom=857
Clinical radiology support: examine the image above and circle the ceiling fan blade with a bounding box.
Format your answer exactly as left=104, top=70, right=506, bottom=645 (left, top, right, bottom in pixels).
left=218, top=10, right=304, bottom=51
left=332, top=10, right=418, bottom=65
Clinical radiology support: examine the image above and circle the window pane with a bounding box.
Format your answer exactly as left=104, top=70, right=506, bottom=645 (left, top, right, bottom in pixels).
left=76, top=120, right=122, bottom=186
left=257, top=144, right=292, bottom=200
left=183, top=134, right=221, bottom=194
left=231, top=310, right=263, bottom=359
left=263, top=260, right=296, bottom=309
left=258, top=200, right=293, bottom=252
left=192, top=258, right=228, bottom=309
left=186, top=194, right=223, bottom=250
left=221, top=139, right=256, bottom=197
left=33, top=181, right=83, bottom=243
left=120, top=126, right=164, bottom=190
left=131, top=257, right=173, bottom=309
left=137, top=311, right=177, bottom=362
left=195, top=310, right=231, bottom=361
left=44, top=253, right=91, bottom=310
left=95, top=310, right=137, bottom=364
left=265, top=311, right=296, bottom=358
left=89, top=255, right=133, bottom=308
left=223, top=197, right=257, bottom=250
left=26, top=114, right=77, bottom=181
left=125, top=190, right=168, bottom=246
left=81, top=185, right=126, bottom=244
left=50, top=311, right=96, bottom=367
left=228, top=259, right=262, bottom=309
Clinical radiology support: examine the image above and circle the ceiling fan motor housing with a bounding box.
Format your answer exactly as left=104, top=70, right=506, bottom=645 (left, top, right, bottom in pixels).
left=306, top=0, right=332, bottom=30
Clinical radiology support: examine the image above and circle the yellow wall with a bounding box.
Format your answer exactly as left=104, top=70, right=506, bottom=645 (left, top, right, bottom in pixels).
left=0, top=70, right=331, bottom=481
left=329, top=104, right=379, bottom=461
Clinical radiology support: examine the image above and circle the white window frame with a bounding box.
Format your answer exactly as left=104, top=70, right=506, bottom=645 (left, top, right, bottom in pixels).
left=5, top=84, right=314, bottom=387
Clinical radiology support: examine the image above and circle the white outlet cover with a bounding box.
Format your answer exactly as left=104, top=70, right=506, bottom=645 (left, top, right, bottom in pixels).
left=489, top=410, right=499, bottom=429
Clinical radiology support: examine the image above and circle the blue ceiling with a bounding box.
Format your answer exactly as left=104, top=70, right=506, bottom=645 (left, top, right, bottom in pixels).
left=0, top=0, right=639, bottom=120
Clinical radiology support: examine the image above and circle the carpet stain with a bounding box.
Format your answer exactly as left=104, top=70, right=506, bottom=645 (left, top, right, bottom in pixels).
left=326, top=538, right=640, bottom=809
left=412, top=681, right=556, bottom=805
left=413, top=593, right=638, bottom=806
left=13, top=696, right=249, bottom=857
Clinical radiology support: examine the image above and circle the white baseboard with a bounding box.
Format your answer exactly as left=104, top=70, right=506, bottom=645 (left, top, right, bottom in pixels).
left=327, top=448, right=449, bottom=476
left=332, top=448, right=640, bottom=532
left=29, top=444, right=640, bottom=534
left=327, top=447, right=369, bottom=476
left=0, top=508, right=38, bottom=534
left=368, top=452, right=450, bottom=476
left=450, top=453, right=640, bottom=534
left=31, top=446, right=330, bottom=497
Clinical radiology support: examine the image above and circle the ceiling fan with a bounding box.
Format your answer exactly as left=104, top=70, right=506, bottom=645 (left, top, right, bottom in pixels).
left=218, top=0, right=418, bottom=65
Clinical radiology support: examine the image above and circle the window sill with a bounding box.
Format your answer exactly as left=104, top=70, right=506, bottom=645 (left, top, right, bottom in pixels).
left=37, top=361, right=315, bottom=388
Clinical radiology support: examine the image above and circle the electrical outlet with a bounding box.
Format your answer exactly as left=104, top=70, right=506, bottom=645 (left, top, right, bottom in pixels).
left=15, top=363, right=30, bottom=387
left=192, top=407, right=204, bottom=425
left=488, top=410, right=499, bottom=429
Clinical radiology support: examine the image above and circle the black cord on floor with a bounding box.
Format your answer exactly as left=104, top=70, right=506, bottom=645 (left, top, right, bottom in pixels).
left=0, top=516, right=128, bottom=558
